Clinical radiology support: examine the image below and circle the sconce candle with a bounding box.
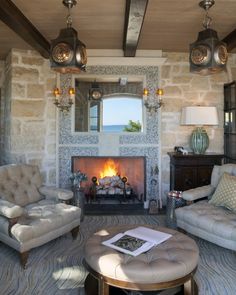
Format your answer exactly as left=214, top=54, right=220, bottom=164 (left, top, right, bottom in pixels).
left=143, top=88, right=149, bottom=102
left=143, top=87, right=164, bottom=112
left=53, top=86, right=74, bottom=113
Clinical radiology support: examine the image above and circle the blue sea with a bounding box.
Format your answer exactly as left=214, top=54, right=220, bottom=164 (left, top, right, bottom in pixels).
left=103, top=125, right=127, bottom=132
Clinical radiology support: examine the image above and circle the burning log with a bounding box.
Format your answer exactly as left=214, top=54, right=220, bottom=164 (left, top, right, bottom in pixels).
left=91, top=175, right=132, bottom=196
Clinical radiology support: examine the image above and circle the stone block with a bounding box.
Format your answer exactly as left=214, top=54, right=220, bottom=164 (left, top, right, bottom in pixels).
left=21, top=56, right=44, bottom=66
left=46, top=78, right=57, bottom=91
left=161, top=133, right=177, bottom=147
left=11, top=135, right=44, bottom=152
left=46, top=101, right=56, bottom=119
left=12, top=100, right=45, bottom=118
left=181, top=85, right=191, bottom=92
left=166, top=52, right=188, bottom=62
left=209, top=71, right=229, bottom=84
left=161, top=66, right=171, bottom=79
left=164, top=86, right=182, bottom=97
left=172, top=66, right=180, bottom=74
left=47, top=143, right=56, bottom=155
left=202, top=92, right=222, bottom=104
left=22, top=122, right=46, bottom=136
left=12, top=83, right=26, bottom=98
left=47, top=121, right=56, bottom=135
left=183, top=91, right=200, bottom=101
left=231, top=67, right=236, bottom=80
left=211, top=83, right=225, bottom=92
left=12, top=55, right=19, bottom=64
left=27, top=84, right=45, bottom=98
left=191, top=76, right=210, bottom=91
left=12, top=67, right=39, bottom=82
left=172, top=76, right=192, bottom=84
left=6, top=51, right=19, bottom=65
left=11, top=119, right=21, bottom=135
left=162, top=98, right=183, bottom=112
left=181, top=66, right=190, bottom=74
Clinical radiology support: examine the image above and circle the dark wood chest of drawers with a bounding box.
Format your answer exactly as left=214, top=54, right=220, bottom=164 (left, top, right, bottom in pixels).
left=168, top=152, right=224, bottom=191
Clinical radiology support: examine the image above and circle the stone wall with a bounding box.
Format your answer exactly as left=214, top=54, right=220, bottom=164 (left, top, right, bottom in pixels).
left=1, top=49, right=57, bottom=184
left=1, top=48, right=236, bottom=200
left=160, top=52, right=236, bottom=200
left=0, top=60, right=5, bottom=164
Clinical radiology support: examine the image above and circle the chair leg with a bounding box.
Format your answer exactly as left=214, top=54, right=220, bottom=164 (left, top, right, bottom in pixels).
left=71, top=226, right=80, bottom=239
left=20, top=251, right=29, bottom=269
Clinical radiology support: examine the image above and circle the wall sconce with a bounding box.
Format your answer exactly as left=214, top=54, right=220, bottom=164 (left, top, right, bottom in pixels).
left=143, top=88, right=164, bottom=113
left=53, top=87, right=75, bottom=113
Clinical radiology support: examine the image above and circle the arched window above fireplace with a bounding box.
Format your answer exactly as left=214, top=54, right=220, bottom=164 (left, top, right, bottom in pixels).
left=74, top=79, right=144, bottom=133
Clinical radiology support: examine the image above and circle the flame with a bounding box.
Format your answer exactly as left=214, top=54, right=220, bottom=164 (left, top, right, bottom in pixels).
left=100, top=159, right=119, bottom=178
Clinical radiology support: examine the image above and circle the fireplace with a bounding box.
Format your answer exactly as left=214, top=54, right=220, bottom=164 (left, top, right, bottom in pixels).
left=71, top=156, right=146, bottom=204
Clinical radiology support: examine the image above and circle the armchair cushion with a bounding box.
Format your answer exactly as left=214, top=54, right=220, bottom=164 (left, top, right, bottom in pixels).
left=176, top=200, right=236, bottom=250
left=209, top=172, right=236, bottom=212
left=39, top=186, right=73, bottom=201
left=11, top=199, right=81, bottom=243
left=0, top=199, right=24, bottom=219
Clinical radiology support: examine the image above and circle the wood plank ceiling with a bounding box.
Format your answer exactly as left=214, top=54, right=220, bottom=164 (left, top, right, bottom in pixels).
left=0, top=0, right=235, bottom=60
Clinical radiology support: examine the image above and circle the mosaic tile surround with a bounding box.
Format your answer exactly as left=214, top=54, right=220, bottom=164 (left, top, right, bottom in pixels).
left=58, top=65, right=161, bottom=203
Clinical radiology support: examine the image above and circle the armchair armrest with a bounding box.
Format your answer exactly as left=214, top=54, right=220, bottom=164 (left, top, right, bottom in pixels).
left=182, top=185, right=215, bottom=202
left=0, top=199, right=24, bottom=237
left=39, top=186, right=73, bottom=202
left=0, top=199, right=24, bottom=219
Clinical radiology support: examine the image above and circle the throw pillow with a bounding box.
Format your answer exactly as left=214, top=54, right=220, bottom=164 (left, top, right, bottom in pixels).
left=209, top=172, right=236, bottom=212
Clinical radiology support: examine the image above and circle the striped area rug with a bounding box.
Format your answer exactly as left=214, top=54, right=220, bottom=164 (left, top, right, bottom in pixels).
left=0, top=215, right=235, bottom=295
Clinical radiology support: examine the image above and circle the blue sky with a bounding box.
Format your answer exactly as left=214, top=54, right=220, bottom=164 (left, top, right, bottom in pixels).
left=103, top=98, right=143, bottom=125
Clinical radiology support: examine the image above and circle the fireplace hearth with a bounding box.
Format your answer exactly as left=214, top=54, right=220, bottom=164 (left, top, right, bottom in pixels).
left=71, top=156, right=146, bottom=206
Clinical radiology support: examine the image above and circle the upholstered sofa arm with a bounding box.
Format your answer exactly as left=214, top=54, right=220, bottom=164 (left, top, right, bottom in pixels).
left=182, top=185, right=215, bottom=202
left=39, top=186, right=73, bottom=201
left=0, top=199, right=24, bottom=219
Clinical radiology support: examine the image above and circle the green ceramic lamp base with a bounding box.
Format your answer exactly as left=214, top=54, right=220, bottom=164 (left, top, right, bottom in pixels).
left=190, top=127, right=209, bottom=154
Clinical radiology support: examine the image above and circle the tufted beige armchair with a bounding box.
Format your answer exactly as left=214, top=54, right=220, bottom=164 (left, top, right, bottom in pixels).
left=0, top=164, right=81, bottom=268
left=176, top=163, right=236, bottom=251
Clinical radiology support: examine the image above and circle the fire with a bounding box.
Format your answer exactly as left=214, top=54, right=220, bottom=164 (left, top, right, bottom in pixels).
left=100, top=159, right=119, bottom=178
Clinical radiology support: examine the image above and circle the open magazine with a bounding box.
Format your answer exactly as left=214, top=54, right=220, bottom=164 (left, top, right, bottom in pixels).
left=102, top=226, right=172, bottom=256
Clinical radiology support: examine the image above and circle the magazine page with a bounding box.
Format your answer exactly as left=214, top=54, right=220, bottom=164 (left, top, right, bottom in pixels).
left=102, top=233, right=155, bottom=256
left=124, top=226, right=172, bottom=245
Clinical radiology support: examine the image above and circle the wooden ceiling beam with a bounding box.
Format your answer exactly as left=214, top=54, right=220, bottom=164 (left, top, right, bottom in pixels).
left=222, top=29, right=236, bottom=52
left=0, top=0, right=50, bottom=58
left=123, top=0, right=149, bottom=57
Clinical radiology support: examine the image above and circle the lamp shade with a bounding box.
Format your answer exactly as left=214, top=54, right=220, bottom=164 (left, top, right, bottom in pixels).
left=181, top=106, right=219, bottom=126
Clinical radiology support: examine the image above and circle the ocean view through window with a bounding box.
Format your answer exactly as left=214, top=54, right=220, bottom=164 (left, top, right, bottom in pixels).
left=102, top=96, right=143, bottom=132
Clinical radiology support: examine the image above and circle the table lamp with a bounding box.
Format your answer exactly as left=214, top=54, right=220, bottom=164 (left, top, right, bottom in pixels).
left=181, top=106, right=219, bottom=154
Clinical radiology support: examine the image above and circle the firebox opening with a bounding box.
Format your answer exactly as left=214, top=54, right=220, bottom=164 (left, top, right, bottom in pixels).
left=71, top=156, right=146, bottom=204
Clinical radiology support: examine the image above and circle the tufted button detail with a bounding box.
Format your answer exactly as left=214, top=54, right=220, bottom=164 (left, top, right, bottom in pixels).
left=84, top=226, right=199, bottom=284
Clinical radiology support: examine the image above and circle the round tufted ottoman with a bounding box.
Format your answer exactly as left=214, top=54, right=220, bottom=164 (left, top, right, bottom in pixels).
left=83, top=225, right=199, bottom=295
